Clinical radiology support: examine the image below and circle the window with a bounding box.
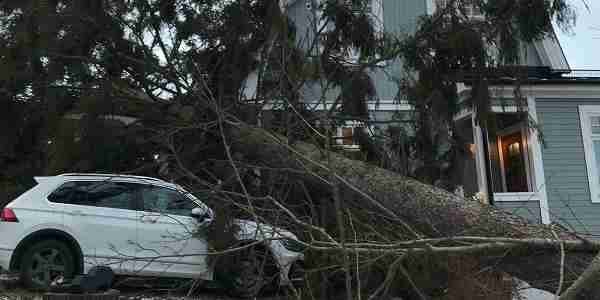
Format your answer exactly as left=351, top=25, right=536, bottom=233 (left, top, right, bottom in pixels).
left=140, top=186, right=197, bottom=216
left=342, top=127, right=354, bottom=145
left=488, top=113, right=534, bottom=193
left=319, top=0, right=384, bottom=64
left=432, top=0, right=483, bottom=18
left=334, top=121, right=365, bottom=150
left=579, top=105, right=600, bottom=202
left=498, top=130, right=530, bottom=192
left=344, top=0, right=372, bottom=14
left=464, top=0, right=483, bottom=18
left=48, top=181, right=138, bottom=210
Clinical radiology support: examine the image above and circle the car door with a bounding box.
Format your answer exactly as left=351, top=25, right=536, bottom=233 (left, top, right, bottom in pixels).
left=56, top=180, right=139, bottom=275
left=135, top=184, right=211, bottom=279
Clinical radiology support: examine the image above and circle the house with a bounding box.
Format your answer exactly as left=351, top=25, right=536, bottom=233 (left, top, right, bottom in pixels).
left=454, top=68, right=600, bottom=235
left=255, top=1, right=600, bottom=237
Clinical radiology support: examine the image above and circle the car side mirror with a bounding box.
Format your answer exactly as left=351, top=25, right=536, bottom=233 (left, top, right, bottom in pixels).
left=191, top=207, right=212, bottom=224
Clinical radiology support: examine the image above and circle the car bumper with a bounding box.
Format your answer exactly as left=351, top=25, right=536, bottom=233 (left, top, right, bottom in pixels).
left=0, top=255, right=20, bottom=285
left=287, top=261, right=305, bottom=288
left=0, top=248, right=13, bottom=271
left=272, top=247, right=304, bottom=286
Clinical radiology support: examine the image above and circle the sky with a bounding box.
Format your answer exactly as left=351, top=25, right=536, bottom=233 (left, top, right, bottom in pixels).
left=556, top=0, right=600, bottom=70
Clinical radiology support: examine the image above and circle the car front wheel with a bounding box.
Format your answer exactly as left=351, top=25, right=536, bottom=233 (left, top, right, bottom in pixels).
left=20, top=240, right=76, bottom=290
left=219, top=246, right=278, bottom=298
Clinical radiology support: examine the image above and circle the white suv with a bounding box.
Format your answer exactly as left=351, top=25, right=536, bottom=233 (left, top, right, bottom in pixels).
left=0, top=174, right=304, bottom=297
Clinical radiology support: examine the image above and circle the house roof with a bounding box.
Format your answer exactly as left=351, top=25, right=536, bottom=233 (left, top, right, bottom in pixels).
left=532, top=28, right=571, bottom=72
left=459, top=66, right=600, bottom=86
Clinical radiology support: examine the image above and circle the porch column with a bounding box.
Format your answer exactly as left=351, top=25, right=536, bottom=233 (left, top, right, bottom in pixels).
left=472, top=114, right=489, bottom=204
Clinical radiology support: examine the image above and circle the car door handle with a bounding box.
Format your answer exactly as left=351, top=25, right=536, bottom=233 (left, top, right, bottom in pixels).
left=140, top=216, right=158, bottom=223
left=70, top=210, right=85, bottom=216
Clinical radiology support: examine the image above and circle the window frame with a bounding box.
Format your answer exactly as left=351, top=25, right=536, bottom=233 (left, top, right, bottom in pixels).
left=139, top=184, right=199, bottom=217
left=579, top=105, right=600, bottom=203
left=496, top=124, right=534, bottom=193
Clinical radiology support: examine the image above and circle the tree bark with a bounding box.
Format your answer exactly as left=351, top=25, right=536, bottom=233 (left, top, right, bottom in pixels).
left=229, top=125, right=597, bottom=294
left=559, top=252, right=600, bottom=300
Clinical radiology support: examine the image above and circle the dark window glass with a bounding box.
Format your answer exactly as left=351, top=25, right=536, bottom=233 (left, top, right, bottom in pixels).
left=47, top=182, right=78, bottom=203
left=48, top=181, right=138, bottom=210
left=140, top=186, right=196, bottom=216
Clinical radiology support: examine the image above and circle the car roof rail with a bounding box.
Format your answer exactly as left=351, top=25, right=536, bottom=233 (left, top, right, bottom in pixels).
left=58, top=173, right=164, bottom=182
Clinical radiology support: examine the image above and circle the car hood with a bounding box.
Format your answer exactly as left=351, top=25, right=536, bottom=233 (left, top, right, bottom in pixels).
left=234, top=219, right=298, bottom=242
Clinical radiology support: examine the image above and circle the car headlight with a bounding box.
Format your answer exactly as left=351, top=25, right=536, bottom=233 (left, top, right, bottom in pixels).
left=280, top=238, right=306, bottom=253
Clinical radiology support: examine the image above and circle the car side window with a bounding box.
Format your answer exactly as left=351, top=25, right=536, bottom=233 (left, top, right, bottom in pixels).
left=48, top=182, right=78, bottom=203
left=48, top=181, right=138, bottom=210
left=140, top=185, right=196, bottom=216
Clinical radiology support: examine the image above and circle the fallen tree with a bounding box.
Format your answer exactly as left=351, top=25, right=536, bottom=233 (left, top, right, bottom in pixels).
left=3, top=0, right=596, bottom=299
left=224, top=123, right=600, bottom=299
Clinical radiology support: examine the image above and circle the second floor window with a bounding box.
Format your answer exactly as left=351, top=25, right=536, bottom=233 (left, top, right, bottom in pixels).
left=579, top=105, right=600, bottom=203
left=318, top=0, right=384, bottom=64
left=434, top=0, right=483, bottom=18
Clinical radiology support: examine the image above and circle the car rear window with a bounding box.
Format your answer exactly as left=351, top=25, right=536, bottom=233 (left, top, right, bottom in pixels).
left=48, top=181, right=138, bottom=210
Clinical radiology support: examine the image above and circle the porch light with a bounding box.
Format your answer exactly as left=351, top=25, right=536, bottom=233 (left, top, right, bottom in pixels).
left=508, top=142, right=521, bottom=156
left=468, top=143, right=476, bottom=155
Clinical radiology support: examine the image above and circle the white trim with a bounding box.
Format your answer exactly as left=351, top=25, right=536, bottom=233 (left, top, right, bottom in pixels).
left=454, top=108, right=472, bottom=121
left=521, top=126, right=534, bottom=192
left=241, top=70, right=258, bottom=101
left=532, top=29, right=570, bottom=71
left=490, top=105, right=527, bottom=113
left=472, top=114, right=489, bottom=199
left=454, top=103, right=527, bottom=121
left=371, top=0, right=384, bottom=34
left=489, top=84, right=600, bottom=99
left=368, top=102, right=413, bottom=111
left=300, top=101, right=413, bottom=111
left=493, top=192, right=540, bottom=202
left=578, top=105, right=600, bottom=203
left=426, top=0, right=435, bottom=15
left=527, top=96, right=551, bottom=224
left=497, top=132, right=507, bottom=191
left=260, top=101, right=413, bottom=111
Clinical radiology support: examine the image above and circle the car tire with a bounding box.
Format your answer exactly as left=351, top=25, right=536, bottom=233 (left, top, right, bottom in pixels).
left=20, top=240, right=76, bottom=291
left=217, top=246, right=278, bottom=299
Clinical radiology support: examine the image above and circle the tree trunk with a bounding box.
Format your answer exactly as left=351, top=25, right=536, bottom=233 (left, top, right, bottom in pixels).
left=558, top=252, right=600, bottom=300
left=43, top=290, right=120, bottom=300
left=229, top=125, right=596, bottom=294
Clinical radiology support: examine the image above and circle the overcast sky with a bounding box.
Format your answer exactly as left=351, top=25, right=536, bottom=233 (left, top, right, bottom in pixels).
left=556, top=0, right=600, bottom=70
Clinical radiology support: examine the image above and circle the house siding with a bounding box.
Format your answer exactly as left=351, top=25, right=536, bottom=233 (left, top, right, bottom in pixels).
left=537, top=98, right=600, bottom=236
left=287, top=0, right=428, bottom=103
left=287, top=0, right=316, bottom=50
left=495, top=201, right=542, bottom=224
left=372, top=0, right=428, bottom=101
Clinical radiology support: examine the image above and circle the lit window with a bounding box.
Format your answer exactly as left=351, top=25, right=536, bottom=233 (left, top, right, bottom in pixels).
left=334, top=121, right=365, bottom=150
left=498, top=131, right=531, bottom=192
left=342, top=127, right=354, bottom=145
left=490, top=114, right=534, bottom=193
left=578, top=105, right=600, bottom=202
